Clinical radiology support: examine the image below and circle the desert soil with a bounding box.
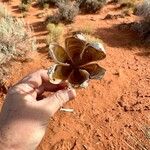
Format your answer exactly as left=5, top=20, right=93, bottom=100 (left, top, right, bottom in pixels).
left=0, top=1, right=150, bottom=150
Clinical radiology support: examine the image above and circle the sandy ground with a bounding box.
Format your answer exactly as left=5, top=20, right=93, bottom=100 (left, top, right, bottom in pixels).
left=0, top=1, right=150, bottom=149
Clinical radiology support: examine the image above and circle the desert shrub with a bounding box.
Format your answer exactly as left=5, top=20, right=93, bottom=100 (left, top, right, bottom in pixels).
left=132, top=0, right=150, bottom=38
left=46, top=23, right=64, bottom=44
left=0, top=17, right=36, bottom=64
left=57, top=1, right=79, bottom=23
left=136, top=0, right=150, bottom=22
left=45, top=14, right=60, bottom=24
left=79, top=0, right=106, bottom=14
left=45, top=1, right=79, bottom=24
left=0, top=4, right=36, bottom=66
left=118, top=0, right=150, bottom=40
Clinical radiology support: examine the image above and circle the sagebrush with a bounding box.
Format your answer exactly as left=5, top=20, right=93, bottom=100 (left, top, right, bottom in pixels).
left=137, top=0, right=150, bottom=22
left=57, top=1, right=79, bottom=23
left=0, top=17, right=36, bottom=65
left=0, top=3, right=36, bottom=83
left=46, top=1, right=79, bottom=24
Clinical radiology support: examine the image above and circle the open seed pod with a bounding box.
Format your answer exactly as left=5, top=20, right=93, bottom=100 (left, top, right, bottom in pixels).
left=48, top=34, right=106, bottom=88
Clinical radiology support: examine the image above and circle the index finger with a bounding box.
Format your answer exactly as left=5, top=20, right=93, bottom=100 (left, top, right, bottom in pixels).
left=19, top=69, right=49, bottom=89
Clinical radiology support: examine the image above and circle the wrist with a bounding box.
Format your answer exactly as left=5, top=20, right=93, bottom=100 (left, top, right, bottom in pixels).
left=0, top=114, right=25, bottom=150
left=0, top=117, right=45, bottom=150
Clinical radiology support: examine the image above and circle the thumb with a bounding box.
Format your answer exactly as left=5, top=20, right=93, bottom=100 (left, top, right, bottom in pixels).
left=39, top=89, right=76, bottom=116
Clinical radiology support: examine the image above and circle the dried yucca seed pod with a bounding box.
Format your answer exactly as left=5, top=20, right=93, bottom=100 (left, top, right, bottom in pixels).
left=48, top=34, right=106, bottom=88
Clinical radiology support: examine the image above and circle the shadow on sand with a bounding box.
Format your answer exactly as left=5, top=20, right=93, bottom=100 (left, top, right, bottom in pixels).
left=95, top=24, right=150, bottom=57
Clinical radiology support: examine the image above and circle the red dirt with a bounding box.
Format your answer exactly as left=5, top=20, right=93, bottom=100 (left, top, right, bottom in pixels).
left=1, top=1, right=150, bottom=149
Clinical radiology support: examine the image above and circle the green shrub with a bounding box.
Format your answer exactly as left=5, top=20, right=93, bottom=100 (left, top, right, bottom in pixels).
left=46, top=23, right=64, bottom=44
left=79, top=0, right=106, bottom=14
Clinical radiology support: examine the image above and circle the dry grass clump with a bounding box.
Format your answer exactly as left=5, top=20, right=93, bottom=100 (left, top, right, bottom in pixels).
left=0, top=3, right=36, bottom=84
left=46, top=23, right=64, bottom=44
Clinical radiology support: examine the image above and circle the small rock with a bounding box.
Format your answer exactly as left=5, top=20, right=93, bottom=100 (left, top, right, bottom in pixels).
left=105, top=118, right=109, bottom=123
left=123, top=106, right=129, bottom=112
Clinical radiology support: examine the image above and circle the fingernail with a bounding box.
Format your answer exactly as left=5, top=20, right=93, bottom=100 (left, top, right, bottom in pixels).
left=67, top=89, right=76, bottom=100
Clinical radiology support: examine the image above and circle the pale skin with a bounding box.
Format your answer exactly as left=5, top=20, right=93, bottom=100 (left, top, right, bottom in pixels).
left=0, top=69, right=76, bottom=150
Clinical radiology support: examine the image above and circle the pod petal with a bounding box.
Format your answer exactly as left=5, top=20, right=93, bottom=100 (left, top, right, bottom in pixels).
left=48, top=64, right=72, bottom=84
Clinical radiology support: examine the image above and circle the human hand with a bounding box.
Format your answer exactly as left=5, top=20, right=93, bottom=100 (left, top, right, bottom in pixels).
left=0, top=69, right=76, bottom=150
